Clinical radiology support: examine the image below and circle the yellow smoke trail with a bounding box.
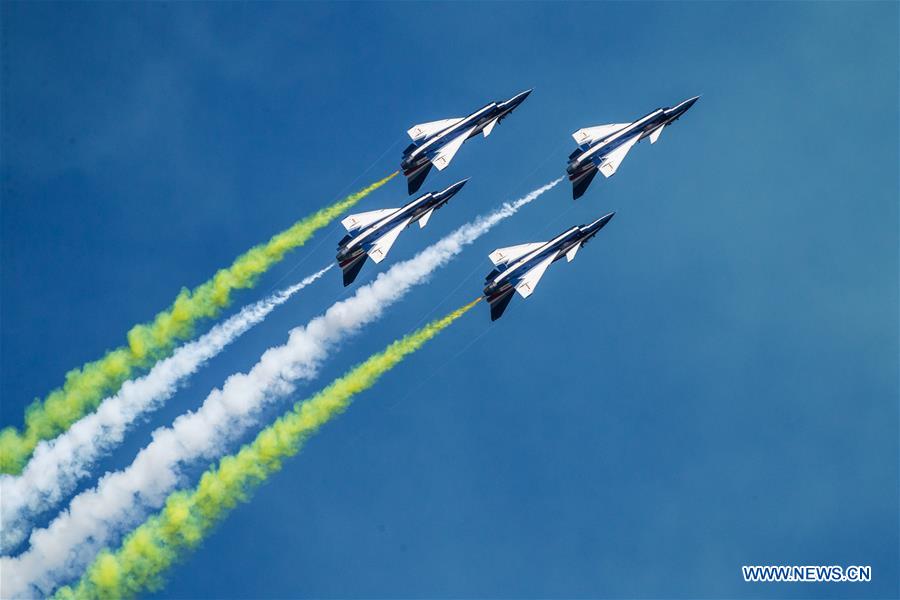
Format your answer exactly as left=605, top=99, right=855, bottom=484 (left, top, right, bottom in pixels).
left=54, top=298, right=479, bottom=600
left=0, top=173, right=397, bottom=475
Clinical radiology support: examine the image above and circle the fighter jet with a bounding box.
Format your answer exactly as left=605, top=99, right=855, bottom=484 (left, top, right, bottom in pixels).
left=400, top=90, right=532, bottom=194
left=566, top=96, right=700, bottom=199
left=336, top=179, right=469, bottom=286
left=483, top=212, right=615, bottom=320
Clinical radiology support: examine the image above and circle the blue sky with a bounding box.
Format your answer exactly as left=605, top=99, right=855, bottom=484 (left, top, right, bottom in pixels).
left=1, top=2, right=897, bottom=598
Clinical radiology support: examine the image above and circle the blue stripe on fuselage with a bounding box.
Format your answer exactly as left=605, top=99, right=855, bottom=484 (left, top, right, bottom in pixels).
left=490, top=228, right=581, bottom=288
left=344, top=195, right=435, bottom=251
left=408, top=103, right=498, bottom=161
left=577, top=108, right=666, bottom=163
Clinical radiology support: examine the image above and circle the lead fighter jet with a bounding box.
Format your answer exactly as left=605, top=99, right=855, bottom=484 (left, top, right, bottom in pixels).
left=483, top=212, right=615, bottom=320
left=566, top=96, right=700, bottom=199
left=400, top=89, right=532, bottom=194
left=336, top=179, right=468, bottom=286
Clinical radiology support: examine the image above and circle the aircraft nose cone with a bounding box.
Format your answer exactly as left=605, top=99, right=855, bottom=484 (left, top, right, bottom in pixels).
left=682, top=95, right=700, bottom=110
left=507, top=89, right=532, bottom=108
left=441, top=178, right=469, bottom=199
left=592, top=211, right=615, bottom=229
left=450, top=178, right=469, bottom=191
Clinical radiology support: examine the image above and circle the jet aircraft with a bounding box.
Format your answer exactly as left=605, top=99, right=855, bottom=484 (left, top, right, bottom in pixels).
left=566, top=96, right=700, bottom=199
left=400, top=90, right=532, bottom=194
left=483, top=212, right=615, bottom=320
left=336, top=179, right=469, bottom=286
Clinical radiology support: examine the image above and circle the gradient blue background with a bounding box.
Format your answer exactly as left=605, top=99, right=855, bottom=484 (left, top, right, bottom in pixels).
left=1, top=2, right=897, bottom=598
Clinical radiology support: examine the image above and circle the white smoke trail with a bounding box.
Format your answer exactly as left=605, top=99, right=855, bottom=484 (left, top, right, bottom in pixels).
left=0, top=178, right=560, bottom=598
left=0, top=266, right=331, bottom=553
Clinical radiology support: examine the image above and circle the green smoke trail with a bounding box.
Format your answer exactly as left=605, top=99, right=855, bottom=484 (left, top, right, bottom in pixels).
left=54, top=298, right=479, bottom=600
left=0, top=173, right=397, bottom=475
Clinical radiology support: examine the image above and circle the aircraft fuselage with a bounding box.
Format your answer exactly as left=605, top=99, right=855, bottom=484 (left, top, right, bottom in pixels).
left=483, top=213, right=615, bottom=304
left=566, top=96, right=699, bottom=197
left=400, top=90, right=532, bottom=193
left=337, top=192, right=440, bottom=267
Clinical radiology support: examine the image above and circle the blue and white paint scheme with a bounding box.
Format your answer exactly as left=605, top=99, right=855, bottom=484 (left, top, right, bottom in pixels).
left=400, top=89, right=532, bottom=194
left=482, top=211, right=615, bottom=320
left=336, top=179, right=469, bottom=286
left=566, top=96, right=700, bottom=199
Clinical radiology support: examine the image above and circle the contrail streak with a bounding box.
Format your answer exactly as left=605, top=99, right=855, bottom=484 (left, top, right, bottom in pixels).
left=0, top=266, right=331, bottom=552
left=0, top=173, right=396, bottom=475
left=54, top=300, right=479, bottom=600
left=1, top=178, right=560, bottom=598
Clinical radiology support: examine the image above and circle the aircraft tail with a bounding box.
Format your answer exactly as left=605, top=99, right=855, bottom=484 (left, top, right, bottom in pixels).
left=340, top=254, right=368, bottom=287
left=571, top=168, right=598, bottom=200
left=488, top=289, right=515, bottom=321
left=405, top=162, right=432, bottom=195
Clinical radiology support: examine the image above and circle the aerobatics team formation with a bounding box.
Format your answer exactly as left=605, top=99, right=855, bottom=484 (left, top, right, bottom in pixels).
left=348, top=89, right=698, bottom=317
left=0, top=89, right=698, bottom=599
